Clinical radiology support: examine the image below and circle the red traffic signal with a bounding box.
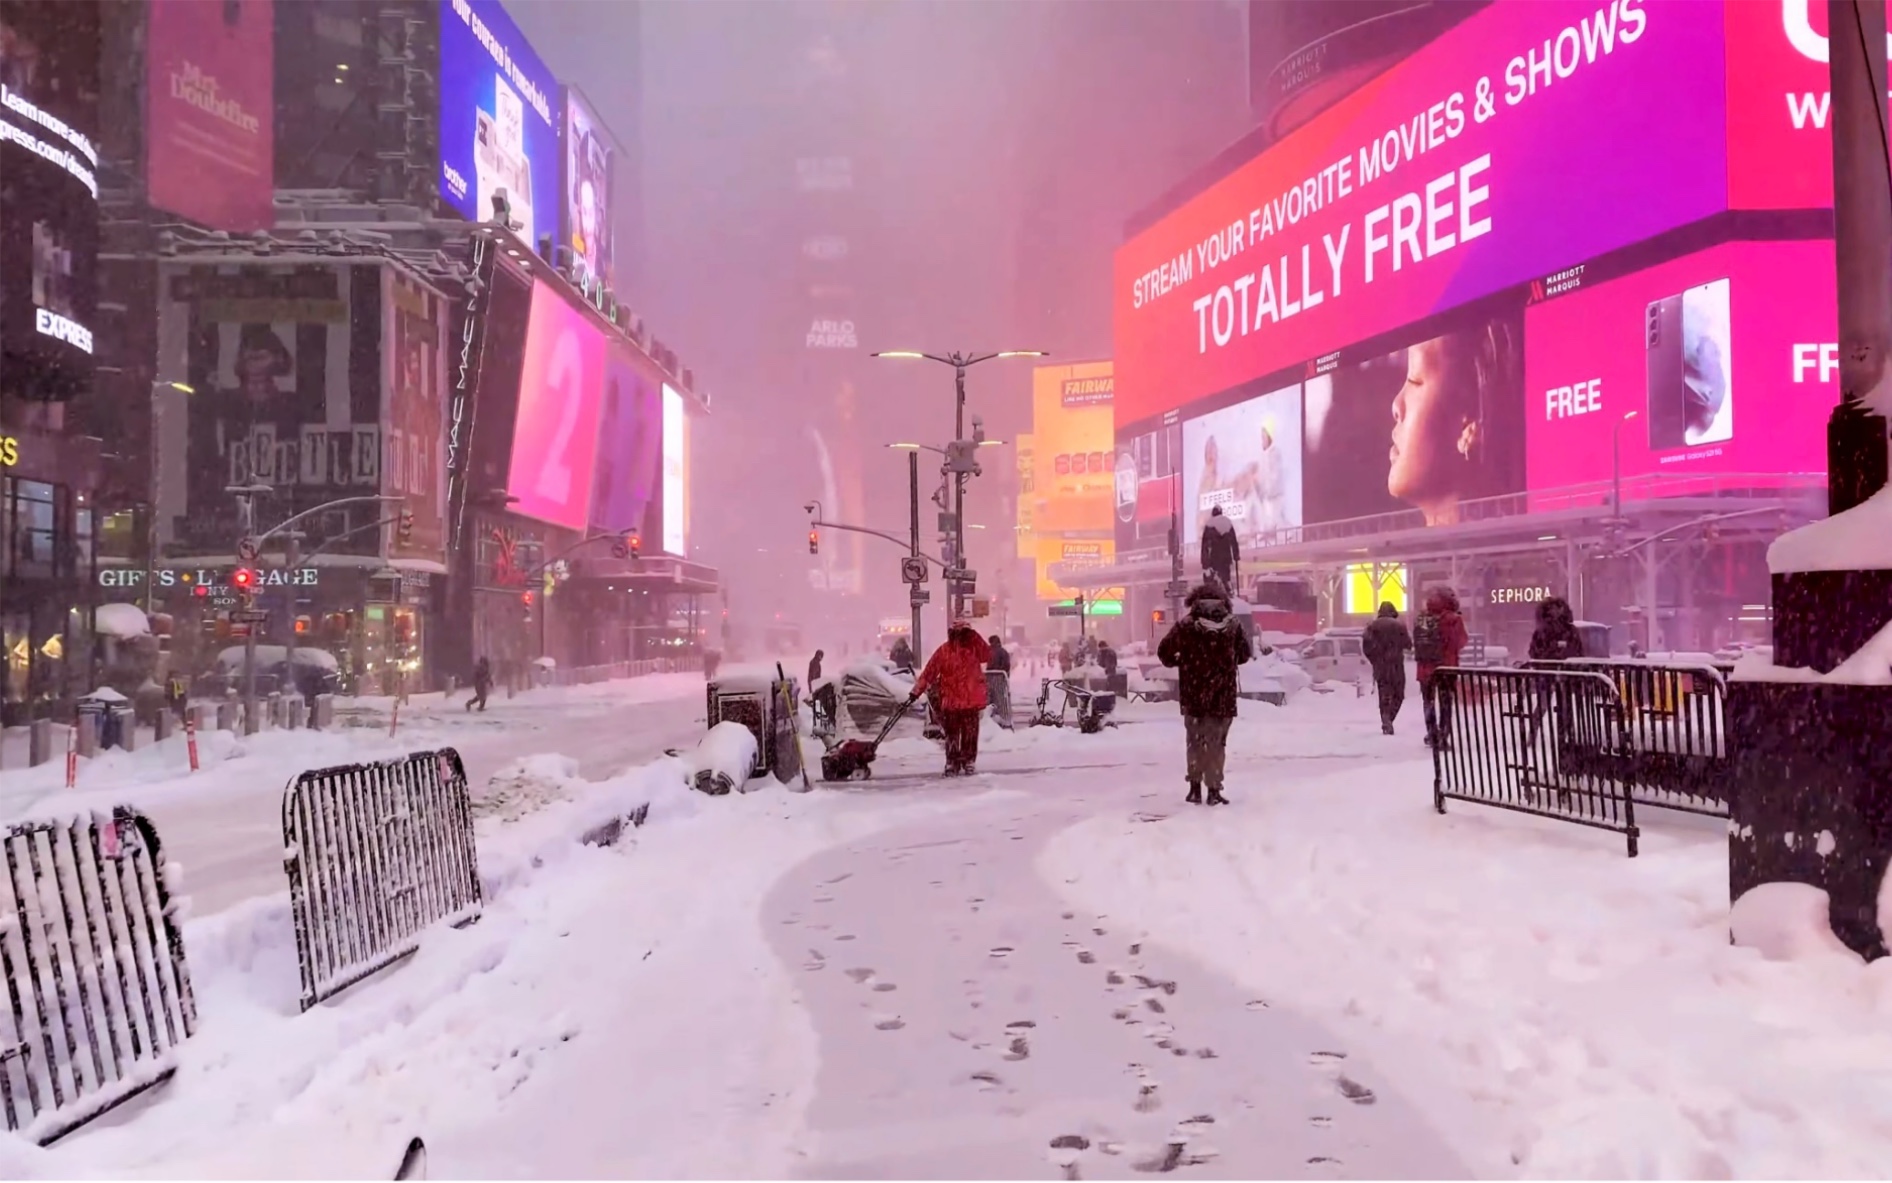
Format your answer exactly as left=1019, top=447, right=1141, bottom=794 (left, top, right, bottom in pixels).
left=231, top=567, right=256, bottom=591
left=520, top=590, right=534, bottom=606
left=628, top=531, right=641, bottom=558
left=808, top=529, right=819, bottom=555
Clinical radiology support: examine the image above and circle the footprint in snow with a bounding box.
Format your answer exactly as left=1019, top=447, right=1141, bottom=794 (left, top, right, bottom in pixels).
left=824, top=872, right=854, bottom=885
left=1134, top=975, right=1178, bottom=996
left=1075, top=948, right=1097, bottom=965
left=873, top=1015, right=907, bottom=1031
left=969, top=1069, right=1004, bottom=1092
left=1309, top=1116, right=1333, bottom=1129
left=1005, top=1020, right=1037, bottom=1034
left=1335, top=1076, right=1377, bottom=1105
left=1061, top=911, right=1076, bottom=920
left=1244, top=999, right=1270, bottom=1011
left=834, top=934, right=856, bottom=942
left=873, top=982, right=897, bottom=992
left=845, top=968, right=875, bottom=984
left=1130, top=1139, right=1183, bottom=1172
left=1048, top=1134, right=1091, bottom=1181
left=1193, top=1047, right=1217, bottom=1060
left=989, top=946, right=1014, bottom=960
left=1003, top=1036, right=1031, bottom=1061
left=1106, top=970, right=1125, bottom=986
left=1144, top=997, right=1166, bottom=1014
left=1308, top=1050, right=1347, bottom=1067
left=1129, top=942, right=1143, bottom=956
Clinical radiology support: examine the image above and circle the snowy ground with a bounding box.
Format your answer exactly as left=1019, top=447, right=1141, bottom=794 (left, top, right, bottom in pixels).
left=4, top=677, right=1889, bottom=1178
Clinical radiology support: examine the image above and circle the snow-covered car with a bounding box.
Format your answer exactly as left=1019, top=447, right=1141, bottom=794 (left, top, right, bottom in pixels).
left=1297, top=631, right=1370, bottom=685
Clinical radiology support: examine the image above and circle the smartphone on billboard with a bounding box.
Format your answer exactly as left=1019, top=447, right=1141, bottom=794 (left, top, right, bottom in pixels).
left=1681, top=278, right=1732, bottom=446
left=1644, top=293, right=1686, bottom=451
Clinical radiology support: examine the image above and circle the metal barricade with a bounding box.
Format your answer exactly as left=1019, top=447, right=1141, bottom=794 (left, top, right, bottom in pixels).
left=1529, top=659, right=1730, bottom=816
left=1433, top=667, right=1642, bottom=856
left=1, top=809, right=197, bottom=1143
left=281, top=748, right=482, bottom=1011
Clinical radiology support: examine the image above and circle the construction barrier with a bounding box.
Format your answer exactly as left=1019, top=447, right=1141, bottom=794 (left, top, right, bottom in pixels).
left=0, top=809, right=197, bottom=1143
left=281, top=749, right=482, bottom=1011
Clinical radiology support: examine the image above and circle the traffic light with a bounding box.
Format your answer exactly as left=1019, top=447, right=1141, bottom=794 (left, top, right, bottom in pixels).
left=808, top=529, right=819, bottom=555
left=627, top=531, right=641, bottom=559
left=231, top=567, right=256, bottom=592
left=398, top=509, right=415, bottom=544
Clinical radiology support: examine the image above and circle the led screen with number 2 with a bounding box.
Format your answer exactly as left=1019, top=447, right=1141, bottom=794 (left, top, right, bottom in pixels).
left=507, top=280, right=607, bottom=528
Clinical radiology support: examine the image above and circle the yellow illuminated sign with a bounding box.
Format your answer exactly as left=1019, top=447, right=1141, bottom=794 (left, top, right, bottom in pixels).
left=1345, top=563, right=1409, bottom=615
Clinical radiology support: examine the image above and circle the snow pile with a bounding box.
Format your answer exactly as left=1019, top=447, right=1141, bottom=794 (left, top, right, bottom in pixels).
left=95, top=603, right=151, bottom=640
left=1040, top=752, right=1892, bottom=1177
left=215, top=646, right=339, bottom=671
left=1239, top=651, right=1311, bottom=699
left=81, top=685, right=130, bottom=703
left=472, top=754, right=579, bottom=823
left=1768, top=482, right=1892, bottom=574
left=690, top=721, right=761, bottom=794
left=1730, top=882, right=1863, bottom=965
left=1732, top=620, right=1892, bottom=686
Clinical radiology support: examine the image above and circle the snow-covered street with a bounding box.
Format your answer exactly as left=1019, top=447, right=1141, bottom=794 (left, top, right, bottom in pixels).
left=6, top=682, right=1892, bottom=1178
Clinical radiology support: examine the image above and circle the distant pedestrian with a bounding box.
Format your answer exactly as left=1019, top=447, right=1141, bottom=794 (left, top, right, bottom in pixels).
left=704, top=649, right=722, bottom=681
left=1157, top=582, right=1252, bottom=806
left=467, top=656, right=492, bottom=712
left=1360, top=602, right=1412, bottom=735
left=889, top=635, right=916, bottom=673
left=985, top=634, right=1013, bottom=729
left=808, top=648, right=825, bottom=689
left=1200, top=505, right=1239, bottom=591
left=1413, top=587, right=1468, bottom=749
left=1528, top=597, right=1582, bottom=662
left=910, top=620, right=992, bottom=776
left=1097, top=641, right=1119, bottom=678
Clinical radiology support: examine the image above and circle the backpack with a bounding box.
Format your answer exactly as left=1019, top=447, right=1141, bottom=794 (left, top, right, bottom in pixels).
left=1413, top=612, right=1445, bottom=665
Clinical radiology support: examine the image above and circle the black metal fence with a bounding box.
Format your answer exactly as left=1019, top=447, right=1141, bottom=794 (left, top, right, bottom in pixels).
left=1529, top=658, right=1731, bottom=816
left=282, top=748, right=483, bottom=1011
left=1, top=809, right=197, bottom=1144
left=1433, top=667, right=1643, bottom=855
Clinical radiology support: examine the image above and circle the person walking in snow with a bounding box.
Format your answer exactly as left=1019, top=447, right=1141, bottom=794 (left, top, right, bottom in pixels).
left=1524, top=596, right=1582, bottom=747
left=889, top=635, right=916, bottom=673
left=467, top=656, right=493, bottom=712
left=1200, top=505, right=1239, bottom=592
left=1413, top=586, right=1469, bottom=749
left=909, top=620, right=992, bottom=776
left=1097, top=640, right=1119, bottom=678
left=1361, top=602, right=1412, bottom=735
left=1157, top=582, right=1252, bottom=805
left=984, top=634, right=1014, bottom=730
left=808, top=648, right=825, bottom=689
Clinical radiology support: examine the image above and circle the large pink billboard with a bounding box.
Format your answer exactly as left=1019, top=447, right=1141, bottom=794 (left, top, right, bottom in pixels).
left=1524, top=239, right=1837, bottom=501
left=506, top=281, right=607, bottom=530
left=1114, top=0, right=1734, bottom=428
left=145, top=0, right=276, bottom=232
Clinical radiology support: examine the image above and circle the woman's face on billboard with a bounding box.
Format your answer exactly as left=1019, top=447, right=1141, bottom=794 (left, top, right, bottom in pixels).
left=1388, top=335, right=1468, bottom=508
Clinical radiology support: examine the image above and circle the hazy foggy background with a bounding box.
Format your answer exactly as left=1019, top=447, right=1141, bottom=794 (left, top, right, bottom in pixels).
left=511, top=0, right=1249, bottom=642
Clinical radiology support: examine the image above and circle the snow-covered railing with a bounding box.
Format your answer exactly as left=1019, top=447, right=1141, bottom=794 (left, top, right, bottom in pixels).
left=280, top=749, right=482, bottom=1011
left=0, top=808, right=197, bottom=1144
left=541, top=655, right=704, bottom=688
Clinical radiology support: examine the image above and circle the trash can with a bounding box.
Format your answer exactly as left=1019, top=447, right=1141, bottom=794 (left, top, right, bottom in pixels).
left=109, top=703, right=136, bottom=750
left=76, top=700, right=105, bottom=756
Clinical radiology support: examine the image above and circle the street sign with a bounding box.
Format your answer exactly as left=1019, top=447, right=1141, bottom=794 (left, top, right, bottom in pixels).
left=970, top=596, right=991, bottom=618
left=900, top=557, right=928, bottom=584
left=230, top=608, right=269, bottom=624
left=1047, top=604, right=1083, bottom=618
left=1165, top=580, right=1191, bottom=599
left=236, top=536, right=259, bottom=563
left=909, top=588, right=931, bottom=606
left=611, top=539, right=629, bottom=560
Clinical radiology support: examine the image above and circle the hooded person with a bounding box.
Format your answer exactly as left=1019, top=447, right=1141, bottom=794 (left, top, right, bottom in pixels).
left=1360, top=602, right=1413, bottom=735
left=1527, top=597, right=1583, bottom=662
left=1413, top=586, right=1469, bottom=749
left=1156, top=581, right=1253, bottom=805
left=911, top=620, right=993, bottom=775
left=1200, top=505, right=1239, bottom=591
left=985, top=634, right=1014, bottom=729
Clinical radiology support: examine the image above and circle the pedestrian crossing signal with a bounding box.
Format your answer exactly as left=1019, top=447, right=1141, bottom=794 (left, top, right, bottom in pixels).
left=808, top=529, right=819, bottom=555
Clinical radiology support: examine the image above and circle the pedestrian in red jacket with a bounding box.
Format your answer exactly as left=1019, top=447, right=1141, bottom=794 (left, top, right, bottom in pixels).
left=912, top=621, right=992, bottom=776
left=1413, top=586, right=1469, bottom=749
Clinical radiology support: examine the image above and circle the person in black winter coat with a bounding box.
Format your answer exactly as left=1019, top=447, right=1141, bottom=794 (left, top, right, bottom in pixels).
left=1097, top=642, right=1118, bottom=677
left=1528, top=597, right=1583, bottom=661
left=808, top=649, right=825, bottom=688
left=1200, top=505, right=1239, bottom=591
left=1157, top=582, right=1253, bottom=806
left=985, top=635, right=1014, bottom=729
left=1360, top=602, right=1412, bottom=735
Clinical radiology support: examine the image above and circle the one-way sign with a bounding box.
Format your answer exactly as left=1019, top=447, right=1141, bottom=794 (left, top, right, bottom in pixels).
left=1047, top=604, right=1083, bottom=618
left=230, top=608, right=269, bottom=624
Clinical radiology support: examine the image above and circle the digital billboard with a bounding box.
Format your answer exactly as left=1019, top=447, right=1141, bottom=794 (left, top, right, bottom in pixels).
left=1303, top=307, right=1525, bottom=526
left=1523, top=238, right=1836, bottom=498
left=588, top=345, right=662, bottom=536
left=661, top=384, right=688, bottom=556
left=1035, top=538, right=1115, bottom=601
left=145, top=0, right=274, bottom=232
left=1015, top=432, right=1035, bottom=559
left=438, top=0, right=560, bottom=252
left=1181, top=382, right=1304, bottom=549
left=506, top=280, right=606, bottom=530
left=562, top=86, right=616, bottom=290
left=1, top=0, right=99, bottom=402
left=1113, top=0, right=1732, bottom=428
left=1029, top=361, right=1115, bottom=536
left=1113, top=415, right=1182, bottom=554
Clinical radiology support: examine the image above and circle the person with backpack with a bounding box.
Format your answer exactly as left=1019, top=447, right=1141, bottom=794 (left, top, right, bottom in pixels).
left=1413, top=587, right=1468, bottom=749
left=1200, top=505, right=1239, bottom=591
left=1360, top=602, right=1413, bottom=735
left=1157, top=582, right=1252, bottom=805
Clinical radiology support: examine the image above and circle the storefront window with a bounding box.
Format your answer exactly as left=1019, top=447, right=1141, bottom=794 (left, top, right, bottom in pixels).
left=7, top=479, right=62, bottom=580
left=74, top=506, right=94, bottom=582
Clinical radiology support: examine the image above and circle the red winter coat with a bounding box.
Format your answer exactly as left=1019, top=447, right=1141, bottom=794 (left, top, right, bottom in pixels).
left=914, top=626, right=992, bottom=711
left=1415, top=588, right=1469, bottom=685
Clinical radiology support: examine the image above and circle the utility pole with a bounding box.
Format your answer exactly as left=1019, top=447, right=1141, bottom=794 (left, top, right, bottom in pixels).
left=283, top=531, right=303, bottom=698
left=1830, top=0, right=1892, bottom=515
left=909, top=449, right=924, bottom=658
left=229, top=484, right=266, bottom=735
left=952, top=360, right=968, bottom=621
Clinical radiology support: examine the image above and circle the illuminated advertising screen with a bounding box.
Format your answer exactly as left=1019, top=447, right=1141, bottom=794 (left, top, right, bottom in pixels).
left=1029, top=361, right=1116, bottom=536
left=1304, top=306, right=1525, bottom=526
left=437, top=0, right=560, bottom=252
left=0, top=0, right=99, bottom=402
left=563, top=86, right=616, bottom=290
left=1113, top=0, right=1732, bottom=428
left=1035, top=538, right=1115, bottom=601
left=1180, top=382, right=1304, bottom=549
left=1721, top=0, right=1860, bottom=211
left=1523, top=239, right=1836, bottom=499
left=661, top=384, right=688, bottom=556
left=145, top=0, right=274, bottom=232
left=1113, top=416, right=1182, bottom=554
left=588, top=345, right=662, bottom=535
left=506, top=281, right=607, bottom=529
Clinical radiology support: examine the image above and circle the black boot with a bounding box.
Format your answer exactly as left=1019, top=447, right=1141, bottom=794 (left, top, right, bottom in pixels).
left=1206, top=786, right=1229, bottom=806
left=1185, top=781, right=1202, bottom=805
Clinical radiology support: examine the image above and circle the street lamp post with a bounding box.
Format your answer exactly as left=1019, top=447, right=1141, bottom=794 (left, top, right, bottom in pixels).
left=1610, top=409, right=1639, bottom=520
left=874, top=350, right=1044, bottom=618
